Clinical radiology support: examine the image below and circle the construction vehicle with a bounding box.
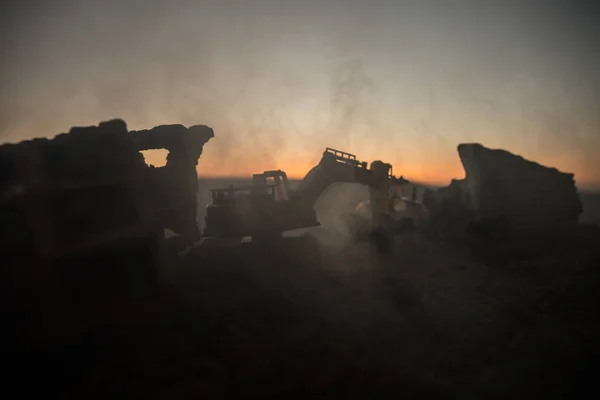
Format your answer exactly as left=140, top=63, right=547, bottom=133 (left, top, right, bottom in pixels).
left=291, top=147, right=428, bottom=250
left=201, top=147, right=428, bottom=252
left=203, top=170, right=320, bottom=240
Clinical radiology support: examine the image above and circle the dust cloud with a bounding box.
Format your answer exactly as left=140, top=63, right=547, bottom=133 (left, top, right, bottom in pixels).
left=0, top=2, right=387, bottom=179
left=2, top=1, right=600, bottom=186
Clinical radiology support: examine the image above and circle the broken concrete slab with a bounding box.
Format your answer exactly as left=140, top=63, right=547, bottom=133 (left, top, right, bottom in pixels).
left=0, top=119, right=215, bottom=260
left=457, top=143, right=582, bottom=238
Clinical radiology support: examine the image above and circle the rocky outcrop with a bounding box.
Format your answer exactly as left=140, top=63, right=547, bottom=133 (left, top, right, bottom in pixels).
left=1, top=119, right=145, bottom=261
left=0, top=119, right=214, bottom=262
left=1, top=119, right=214, bottom=344
left=130, top=124, right=214, bottom=240
left=456, top=143, right=582, bottom=237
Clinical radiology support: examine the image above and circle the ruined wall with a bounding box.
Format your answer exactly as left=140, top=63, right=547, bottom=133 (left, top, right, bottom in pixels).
left=0, top=119, right=151, bottom=343
left=0, top=119, right=214, bottom=343
left=0, top=119, right=214, bottom=261
left=0, top=119, right=147, bottom=261
left=129, top=124, right=213, bottom=239
left=457, top=143, right=582, bottom=236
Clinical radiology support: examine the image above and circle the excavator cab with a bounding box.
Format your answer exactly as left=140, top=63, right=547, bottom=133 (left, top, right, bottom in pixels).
left=252, top=170, right=291, bottom=201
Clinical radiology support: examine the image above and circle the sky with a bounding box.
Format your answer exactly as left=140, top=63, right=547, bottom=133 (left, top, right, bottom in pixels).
left=2, top=0, right=599, bottom=188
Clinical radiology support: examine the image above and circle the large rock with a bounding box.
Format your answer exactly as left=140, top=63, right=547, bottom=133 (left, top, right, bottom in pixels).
left=130, top=124, right=214, bottom=240
left=0, top=119, right=214, bottom=345
left=457, top=143, right=582, bottom=237
left=0, top=119, right=215, bottom=260
left=0, top=119, right=145, bottom=260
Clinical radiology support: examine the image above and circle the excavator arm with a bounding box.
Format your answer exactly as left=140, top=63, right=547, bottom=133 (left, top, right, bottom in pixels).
left=292, top=148, right=392, bottom=229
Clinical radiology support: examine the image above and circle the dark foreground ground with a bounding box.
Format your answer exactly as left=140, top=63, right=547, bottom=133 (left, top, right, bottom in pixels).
left=8, top=225, right=600, bottom=399
left=6, top=181, right=600, bottom=399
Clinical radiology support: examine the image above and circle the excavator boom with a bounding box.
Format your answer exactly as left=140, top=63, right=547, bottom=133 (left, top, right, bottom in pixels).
left=293, top=147, right=392, bottom=229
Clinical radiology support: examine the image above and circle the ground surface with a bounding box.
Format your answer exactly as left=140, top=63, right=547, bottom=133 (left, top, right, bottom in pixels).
left=160, top=226, right=600, bottom=399
left=18, top=226, right=600, bottom=399
left=8, top=180, right=600, bottom=399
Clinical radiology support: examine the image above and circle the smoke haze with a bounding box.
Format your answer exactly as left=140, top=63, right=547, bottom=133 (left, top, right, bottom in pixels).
left=2, top=0, right=599, bottom=187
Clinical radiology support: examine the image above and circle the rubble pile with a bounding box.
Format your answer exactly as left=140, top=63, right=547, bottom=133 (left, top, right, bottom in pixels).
left=0, top=120, right=215, bottom=261
left=427, top=143, right=583, bottom=240
left=0, top=119, right=214, bottom=344
left=0, top=119, right=146, bottom=261
left=1, top=120, right=151, bottom=344
left=0, top=119, right=139, bottom=191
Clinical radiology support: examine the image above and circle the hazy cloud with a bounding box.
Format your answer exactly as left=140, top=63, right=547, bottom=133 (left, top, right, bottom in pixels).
left=1, top=0, right=599, bottom=185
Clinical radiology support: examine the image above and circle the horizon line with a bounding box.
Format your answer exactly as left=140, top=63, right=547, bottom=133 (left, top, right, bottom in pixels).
left=197, top=174, right=441, bottom=185
left=197, top=175, right=600, bottom=193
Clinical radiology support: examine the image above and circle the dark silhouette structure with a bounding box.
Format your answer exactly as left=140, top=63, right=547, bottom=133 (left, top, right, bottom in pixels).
left=424, top=143, right=583, bottom=240
left=200, top=147, right=428, bottom=254
left=0, top=119, right=213, bottom=345
left=1, top=122, right=598, bottom=399
left=130, top=123, right=214, bottom=241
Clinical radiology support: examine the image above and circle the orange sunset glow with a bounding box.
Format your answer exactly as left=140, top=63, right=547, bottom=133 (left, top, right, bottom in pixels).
left=141, top=147, right=467, bottom=185
left=140, top=142, right=599, bottom=190
left=3, top=1, right=600, bottom=190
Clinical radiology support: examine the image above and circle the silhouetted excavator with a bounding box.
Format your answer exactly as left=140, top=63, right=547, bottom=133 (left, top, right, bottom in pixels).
left=201, top=148, right=428, bottom=252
